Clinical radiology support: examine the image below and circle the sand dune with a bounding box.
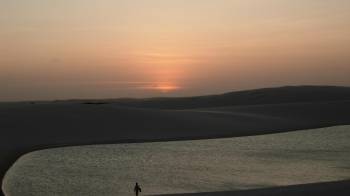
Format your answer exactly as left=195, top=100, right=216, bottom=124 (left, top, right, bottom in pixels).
left=1, top=86, right=350, bottom=195
left=3, top=126, right=349, bottom=195
left=107, top=86, right=350, bottom=109
left=155, top=180, right=350, bottom=196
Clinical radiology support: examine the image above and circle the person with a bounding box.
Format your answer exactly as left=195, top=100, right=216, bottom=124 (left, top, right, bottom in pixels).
left=134, top=182, right=142, bottom=196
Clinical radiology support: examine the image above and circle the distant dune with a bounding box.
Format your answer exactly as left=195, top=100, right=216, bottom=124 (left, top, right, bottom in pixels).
left=106, top=85, right=350, bottom=109
left=1, top=86, right=350, bottom=195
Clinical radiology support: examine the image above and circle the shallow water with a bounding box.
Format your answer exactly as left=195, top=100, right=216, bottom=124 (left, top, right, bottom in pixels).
left=3, top=126, right=350, bottom=196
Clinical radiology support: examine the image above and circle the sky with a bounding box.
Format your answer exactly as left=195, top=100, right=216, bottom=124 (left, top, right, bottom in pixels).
left=1, top=0, right=350, bottom=101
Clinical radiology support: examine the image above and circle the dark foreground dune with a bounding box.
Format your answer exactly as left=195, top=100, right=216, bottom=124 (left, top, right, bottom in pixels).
left=155, top=180, right=350, bottom=196
left=1, top=86, right=350, bottom=195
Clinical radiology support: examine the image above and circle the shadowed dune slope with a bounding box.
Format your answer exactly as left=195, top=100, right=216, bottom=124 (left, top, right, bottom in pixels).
left=155, top=180, right=350, bottom=196
left=1, top=86, right=350, bottom=195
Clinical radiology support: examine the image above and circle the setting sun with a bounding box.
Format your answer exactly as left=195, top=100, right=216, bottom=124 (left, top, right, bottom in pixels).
left=153, top=84, right=180, bottom=93
left=139, top=82, right=180, bottom=93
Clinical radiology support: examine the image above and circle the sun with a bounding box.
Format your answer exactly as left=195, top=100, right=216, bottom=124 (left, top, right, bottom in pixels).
left=139, top=82, right=180, bottom=93
left=153, top=83, right=180, bottom=93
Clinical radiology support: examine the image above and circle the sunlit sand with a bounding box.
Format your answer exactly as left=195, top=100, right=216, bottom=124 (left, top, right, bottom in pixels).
left=3, top=126, right=350, bottom=196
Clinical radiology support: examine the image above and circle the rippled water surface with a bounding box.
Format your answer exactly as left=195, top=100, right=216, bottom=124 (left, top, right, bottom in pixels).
left=3, top=126, right=350, bottom=196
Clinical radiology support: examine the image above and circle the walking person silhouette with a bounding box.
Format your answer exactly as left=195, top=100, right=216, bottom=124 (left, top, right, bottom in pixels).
left=134, top=182, right=142, bottom=196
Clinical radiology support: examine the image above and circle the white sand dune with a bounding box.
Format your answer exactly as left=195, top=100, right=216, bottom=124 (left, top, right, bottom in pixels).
left=3, top=126, right=350, bottom=196
left=156, top=180, right=350, bottom=196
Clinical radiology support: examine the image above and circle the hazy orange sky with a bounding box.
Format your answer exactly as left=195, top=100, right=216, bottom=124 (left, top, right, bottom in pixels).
left=1, top=0, right=350, bottom=101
